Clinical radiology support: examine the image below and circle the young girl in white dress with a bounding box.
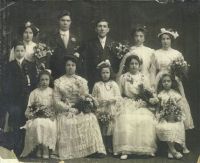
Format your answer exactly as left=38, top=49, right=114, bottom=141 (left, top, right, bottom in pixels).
left=21, top=70, right=57, bottom=158
left=117, top=25, right=155, bottom=87
left=113, top=55, right=157, bottom=160
left=156, top=73, right=190, bottom=159
left=92, top=60, right=121, bottom=153
left=155, top=28, right=194, bottom=130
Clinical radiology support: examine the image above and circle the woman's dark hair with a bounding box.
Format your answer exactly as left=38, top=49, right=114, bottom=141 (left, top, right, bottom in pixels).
left=157, top=73, right=180, bottom=94
left=124, top=55, right=142, bottom=73
left=159, top=32, right=174, bottom=41
left=131, top=24, right=147, bottom=37
left=13, top=40, right=25, bottom=50
left=19, top=23, right=39, bottom=37
left=64, top=55, right=78, bottom=65
left=37, top=70, right=53, bottom=88
left=96, top=65, right=115, bottom=82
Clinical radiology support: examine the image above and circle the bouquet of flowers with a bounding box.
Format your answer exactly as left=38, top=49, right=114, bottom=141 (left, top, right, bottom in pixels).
left=109, top=41, right=130, bottom=59
left=27, top=102, right=55, bottom=120
left=159, top=98, right=183, bottom=122
left=75, top=94, right=97, bottom=114
left=170, top=57, right=190, bottom=80
left=33, top=43, right=53, bottom=72
left=136, top=84, right=159, bottom=108
left=96, top=111, right=113, bottom=126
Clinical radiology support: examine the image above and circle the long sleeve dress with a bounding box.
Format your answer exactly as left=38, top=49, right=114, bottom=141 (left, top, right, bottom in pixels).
left=21, top=87, right=57, bottom=157
left=113, top=72, right=157, bottom=156
left=156, top=89, right=185, bottom=145
left=92, top=80, right=121, bottom=136
left=154, top=48, right=194, bottom=129
left=54, top=75, right=106, bottom=160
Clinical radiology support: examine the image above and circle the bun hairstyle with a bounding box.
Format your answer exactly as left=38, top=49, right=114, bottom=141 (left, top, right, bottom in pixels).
left=131, top=24, right=147, bottom=36
left=19, top=21, right=39, bottom=37
left=64, top=54, right=79, bottom=65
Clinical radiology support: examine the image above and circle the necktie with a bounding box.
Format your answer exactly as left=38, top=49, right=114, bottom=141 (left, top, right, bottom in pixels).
left=100, top=39, right=105, bottom=49
left=18, top=61, right=22, bottom=69
left=61, top=33, right=69, bottom=48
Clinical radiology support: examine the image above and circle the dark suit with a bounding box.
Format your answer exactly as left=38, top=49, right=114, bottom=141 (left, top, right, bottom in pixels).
left=48, top=30, right=83, bottom=79
left=4, top=59, right=37, bottom=155
left=85, top=36, right=120, bottom=92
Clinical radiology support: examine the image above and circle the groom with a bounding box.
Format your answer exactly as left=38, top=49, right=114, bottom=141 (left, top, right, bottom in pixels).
left=85, top=18, right=119, bottom=91
left=48, top=10, right=83, bottom=79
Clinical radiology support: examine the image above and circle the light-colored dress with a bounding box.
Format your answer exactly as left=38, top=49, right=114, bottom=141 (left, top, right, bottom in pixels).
left=92, top=80, right=121, bottom=136
left=154, top=48, right=194, bottom=129
left=156, top=89, right=185, bottom=145
left=129, top=45, right=155, bottom=86
left=21, top=87, right=57, bottom=157
left=54, top=75, right=106, bottom=160
left=9, top=41, right=36, bottom=62
left=113, top=72, right=157, bottom=155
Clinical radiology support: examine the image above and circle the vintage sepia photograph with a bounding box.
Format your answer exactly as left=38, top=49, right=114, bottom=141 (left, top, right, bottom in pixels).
left=0, top=0, right=200, bottom=163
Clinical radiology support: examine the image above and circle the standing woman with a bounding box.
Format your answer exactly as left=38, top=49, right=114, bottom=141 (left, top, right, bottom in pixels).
left=53, top=55, right=106, bottom=160
left=9, top=21, right=39, bottom=62
left=117, top=25, right=155, bottom=87
left=154, top=28, right=194, bottom=130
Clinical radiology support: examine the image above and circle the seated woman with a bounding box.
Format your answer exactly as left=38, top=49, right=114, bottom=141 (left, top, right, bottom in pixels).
left=113, top=55, right=157, bottom=159
left=54, top=55, right=106, bottom=160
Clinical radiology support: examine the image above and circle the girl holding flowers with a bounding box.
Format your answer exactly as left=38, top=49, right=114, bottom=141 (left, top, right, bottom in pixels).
left=154, top=28, right=194, bottom=130
left=156, top=73, right=190, bottom=159
left=92, top=60, right=121, bottom=153
left=21, top=70, right=57, bottom=158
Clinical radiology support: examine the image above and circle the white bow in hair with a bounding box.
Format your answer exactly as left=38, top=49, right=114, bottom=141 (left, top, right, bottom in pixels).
left=45, top=69, right=52, bottom=74
left=25, top=21, right=32, bottom=27
left=97, top=59, right=111, bottom=69
left=73, top=52, right=80, bottom=58
left=158, top=28, right=179, bottom=39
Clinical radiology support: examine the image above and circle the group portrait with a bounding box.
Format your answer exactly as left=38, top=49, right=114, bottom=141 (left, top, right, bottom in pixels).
left=0, top=0, right=200, bottom=163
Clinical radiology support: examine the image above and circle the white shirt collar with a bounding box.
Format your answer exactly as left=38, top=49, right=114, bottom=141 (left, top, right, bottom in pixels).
left=98, top=36, right=107, bottom=43
left=16, top=57, right=24, bottom=65
left=60, top=30, right=69, bottom=36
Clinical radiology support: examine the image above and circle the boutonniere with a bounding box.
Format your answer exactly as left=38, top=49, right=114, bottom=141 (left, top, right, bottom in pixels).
left=71, top=37, right=76, bottom=42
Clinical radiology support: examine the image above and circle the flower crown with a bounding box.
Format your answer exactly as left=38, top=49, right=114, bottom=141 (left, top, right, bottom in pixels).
left=158, top=28, right=179, bottom=39
left=97, top=60, right=111, bottom=69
